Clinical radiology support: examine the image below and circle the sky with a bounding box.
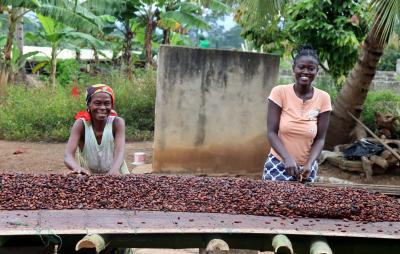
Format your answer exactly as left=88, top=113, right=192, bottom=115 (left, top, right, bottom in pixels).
left=218, top=14, right=237, bottom=31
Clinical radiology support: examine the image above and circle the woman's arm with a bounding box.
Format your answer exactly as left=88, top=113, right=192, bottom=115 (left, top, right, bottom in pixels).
left=64, top=120, right=90, bottom=174
left=109, top=117, right=126, bottom=175
left=267, top=100, right=300, bottom=177
left=302, top=111, right=331, bottom=179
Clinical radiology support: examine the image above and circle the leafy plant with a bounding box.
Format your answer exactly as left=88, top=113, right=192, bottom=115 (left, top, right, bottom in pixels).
left=362, top=90, right=400, bottom=136
left=0, top=68, right=157, bottom=142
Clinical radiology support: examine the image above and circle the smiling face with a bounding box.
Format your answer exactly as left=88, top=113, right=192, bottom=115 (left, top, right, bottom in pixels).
left=88, top=92, right=113, bottom=121
left=293, top=55, right=319, bottom=87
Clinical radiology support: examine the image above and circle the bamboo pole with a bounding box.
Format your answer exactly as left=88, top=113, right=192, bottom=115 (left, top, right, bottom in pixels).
left=272, top=234, right=293, bottom=254
left=310, top=238, right=332, bottom=254
left=206, top=238, right=229, bottom=253
left=75, top=233, right=109, bottom=253
left=347, top=111, right=400, bottom=161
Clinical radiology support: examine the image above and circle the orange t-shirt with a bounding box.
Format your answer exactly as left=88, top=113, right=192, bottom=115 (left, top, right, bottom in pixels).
left=268, top=84, right=332, bottom=165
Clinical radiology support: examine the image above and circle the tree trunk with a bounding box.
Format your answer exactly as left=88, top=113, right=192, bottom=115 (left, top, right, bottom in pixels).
left=15, top=7, right=26, bottom=81
left=92, top=46, right=99, bottom=65
left=144, top=14, right=154, bottom=67
left=75, top=49, right=81, bottom=62
left=50, top=42, right=58, bottom=88
left=325, top=35, right=383, bottom=148
left=0, top=7, right=17, bottom=92
left=162, top=29, right=170, bottom=44
left=122, top=19, right=133, bottom=80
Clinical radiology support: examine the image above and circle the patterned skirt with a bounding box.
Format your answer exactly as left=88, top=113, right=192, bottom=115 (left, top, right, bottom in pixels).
left=262, top=153, right=318, bottom=182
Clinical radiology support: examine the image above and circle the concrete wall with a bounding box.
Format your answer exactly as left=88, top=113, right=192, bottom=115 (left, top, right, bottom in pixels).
left=153, top=46, right=280, bottom=176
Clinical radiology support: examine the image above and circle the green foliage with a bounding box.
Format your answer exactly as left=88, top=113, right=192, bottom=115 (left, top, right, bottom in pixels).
left=285, top=0, right=369, bottom=85
left=0, top=68, right=156, bottom=142
left=237, top=0, right=370, bottom=85
left=0, top=86, right=82, bottom=142
left=56, top=59, right=81, bottom=87
left=377, top=47, right=400, bottom=71
left=362, top=90, right=400, bottom=135
left=237, top=11, right=287, bottom=54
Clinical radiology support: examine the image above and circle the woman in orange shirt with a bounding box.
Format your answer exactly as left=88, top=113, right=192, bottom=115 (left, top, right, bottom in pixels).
left=263, top=46, right=332, bottom=182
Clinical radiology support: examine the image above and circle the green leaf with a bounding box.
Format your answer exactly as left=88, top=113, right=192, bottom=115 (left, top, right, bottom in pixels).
left=32, top=60, right=49, bottom=74
left=17, top=51, right=39, bottom=70
left=0, top=0, right=40, bottom=8
left=67, top=31, right=105, bottom=47
left=162, top=11, right=210, bottom=30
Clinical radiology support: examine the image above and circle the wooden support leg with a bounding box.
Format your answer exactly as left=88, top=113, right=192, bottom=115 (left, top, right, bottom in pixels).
left=310, top=238, right=332, bottom=254
left=272, top=234, right=293, bottom=254
left=75, top=234, right=109, bottom=253
left=361, top=156, right=373, bottom=181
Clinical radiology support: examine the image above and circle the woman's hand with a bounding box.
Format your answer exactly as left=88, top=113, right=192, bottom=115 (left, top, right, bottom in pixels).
left=300, top=163, right=312, bottom=182
left=108, top=168, right=121, bottom=176
left=283, top=157, right=300, bottom=177
left=69, top=167, right=90, bottom=175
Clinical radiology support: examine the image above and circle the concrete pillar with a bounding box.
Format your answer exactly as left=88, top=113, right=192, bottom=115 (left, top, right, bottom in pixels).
left=153, top=46, right=280, bottom=176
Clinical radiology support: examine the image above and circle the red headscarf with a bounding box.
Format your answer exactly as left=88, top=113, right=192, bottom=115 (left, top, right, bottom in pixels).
left=74, top=84, right=118, bottom=121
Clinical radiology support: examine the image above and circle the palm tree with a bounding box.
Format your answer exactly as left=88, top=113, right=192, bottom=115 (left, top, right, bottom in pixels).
left=236, top=0, right=400, bottom=148
left=325, top=0, right=399, bottom=147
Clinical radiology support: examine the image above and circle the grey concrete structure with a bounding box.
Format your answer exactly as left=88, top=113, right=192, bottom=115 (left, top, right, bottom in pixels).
left=153, top=46, right=279, bottom=175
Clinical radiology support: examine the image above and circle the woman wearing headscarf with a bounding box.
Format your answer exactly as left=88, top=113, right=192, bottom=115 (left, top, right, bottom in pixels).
left=64, top=84, right=129, bottom=175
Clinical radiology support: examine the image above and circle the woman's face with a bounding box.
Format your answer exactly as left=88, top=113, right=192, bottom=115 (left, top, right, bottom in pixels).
left=293, top=56, right=319, bottom=87
left=88, top=92, right=112, bottom=121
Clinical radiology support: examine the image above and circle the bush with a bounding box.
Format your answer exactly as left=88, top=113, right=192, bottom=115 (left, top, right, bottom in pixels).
left=362, top=90, right=400, bottom=137
left=0, top=68, right=156, bottom=142
left=56, top=59, right=82, bottom=87
left=377, top=47, right=400, bottom=71
left=0, top=86, right=82, bottom=142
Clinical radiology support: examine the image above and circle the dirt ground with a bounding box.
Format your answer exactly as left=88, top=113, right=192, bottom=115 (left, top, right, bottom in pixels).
left=1, top=140, right=400, bottom=185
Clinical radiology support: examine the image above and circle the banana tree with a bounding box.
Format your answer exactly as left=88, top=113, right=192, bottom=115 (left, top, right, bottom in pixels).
left=157, top=1, right=212, bottom=45
left=83, top=0, right=140, bottom=79
left=0, top=1, right=39, bottom=92
left=325, top=0, right=400, bottom=147
left=34, top=14, right=103, bottom=87
left=0, top=0, right=101, bottom=91
left=9, top=43, right=39, bottom=84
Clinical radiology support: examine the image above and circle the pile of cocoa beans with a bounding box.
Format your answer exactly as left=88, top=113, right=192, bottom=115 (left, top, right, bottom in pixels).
left=0, top=174, right=399, bottom=222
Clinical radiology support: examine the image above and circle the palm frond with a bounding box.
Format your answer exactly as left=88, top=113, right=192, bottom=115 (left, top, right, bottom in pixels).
left=162, top=11, right=211, bottom=30
left=82, top=0, right=126, bottom=16
left=37, top=4, right=101, bottom=34
left=239, top=0, right=287, bottom=25
left=67, top=31, right=105, bottom=47
left=370, top=0, right=400, bottom=46
left=0, top=0, right=40, bottom=9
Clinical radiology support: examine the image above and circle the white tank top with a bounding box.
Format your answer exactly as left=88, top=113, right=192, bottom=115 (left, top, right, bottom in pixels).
left=77, top=116, right=128, bottom=174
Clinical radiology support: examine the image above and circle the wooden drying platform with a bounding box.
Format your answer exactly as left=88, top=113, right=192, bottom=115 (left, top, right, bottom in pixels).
left=0, top=209, right=399, bottom=253
left=308, top=182, right=400, bottom=196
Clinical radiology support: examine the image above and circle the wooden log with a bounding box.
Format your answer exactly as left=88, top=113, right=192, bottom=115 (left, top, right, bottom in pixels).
left=310, top=238, right=332, bottom=254
left=348, top=111, right=400, bottom=162
left=326, top=156, right=363, bottom=172
left=370, top=155, right=389, bottom=169
left=272, top=234, right=293, bottom=254
left=75, top=233, right=108, bottom=253
left=361, top=156, right=373, bottom=181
